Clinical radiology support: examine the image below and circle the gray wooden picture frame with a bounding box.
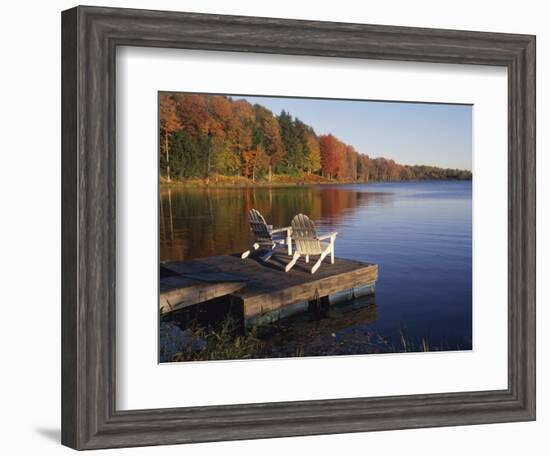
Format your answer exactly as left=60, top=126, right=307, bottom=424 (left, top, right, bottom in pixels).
left=61, top=5, right=536, bottom=450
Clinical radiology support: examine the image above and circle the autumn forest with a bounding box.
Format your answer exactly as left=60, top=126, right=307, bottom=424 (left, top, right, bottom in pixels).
left=159, top=93, right=472, bottom=184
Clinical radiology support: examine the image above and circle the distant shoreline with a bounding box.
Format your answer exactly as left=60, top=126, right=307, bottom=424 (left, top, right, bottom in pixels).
left=160, top=175, right=472, bottom=189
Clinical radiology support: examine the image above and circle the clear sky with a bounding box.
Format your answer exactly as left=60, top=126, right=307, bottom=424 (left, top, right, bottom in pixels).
left=237, top=95, right=472, bottom=171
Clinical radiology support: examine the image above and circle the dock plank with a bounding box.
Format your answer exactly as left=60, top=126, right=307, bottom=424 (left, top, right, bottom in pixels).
left=160, top=254, right=378, bottom=321
left=160, top=278, right=246, bottom=313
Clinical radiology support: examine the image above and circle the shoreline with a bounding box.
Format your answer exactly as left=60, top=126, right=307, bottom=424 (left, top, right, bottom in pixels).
left=160, top=177, right=472, bottom=189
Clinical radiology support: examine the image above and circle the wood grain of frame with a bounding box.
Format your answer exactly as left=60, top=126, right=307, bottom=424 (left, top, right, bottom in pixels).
left=61, top=6, right=536, bottom=450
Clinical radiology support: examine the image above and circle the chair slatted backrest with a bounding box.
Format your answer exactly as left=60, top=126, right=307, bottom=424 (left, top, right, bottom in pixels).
left=248, top=209, right=273, bottom=246
left=291, top=214, right=322, bottom=255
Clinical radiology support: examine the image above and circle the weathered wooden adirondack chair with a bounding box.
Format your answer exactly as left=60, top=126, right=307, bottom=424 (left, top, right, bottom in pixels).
left=241, top=209, right=292, bottom=262
left=285, top=214, right=338, bottom=274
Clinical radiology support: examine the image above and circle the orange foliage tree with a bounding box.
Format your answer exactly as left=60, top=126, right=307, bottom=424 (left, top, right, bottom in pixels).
left=159, top=93, right=182, bottom=181
left=242, top=147, right=269, bottom=182
left=319, top=134, right=341, bottom=179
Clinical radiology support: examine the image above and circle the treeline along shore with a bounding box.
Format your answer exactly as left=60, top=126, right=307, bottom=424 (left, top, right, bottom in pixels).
left=160, top=93, right=472, bottom=185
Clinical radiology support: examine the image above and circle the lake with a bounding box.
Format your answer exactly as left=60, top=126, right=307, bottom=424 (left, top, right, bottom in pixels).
left=160, top=180, right=472, bottom=353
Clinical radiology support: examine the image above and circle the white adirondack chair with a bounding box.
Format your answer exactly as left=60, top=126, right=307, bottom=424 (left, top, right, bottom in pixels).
left=285, top=214, right=338, bottom=274
left=241, top=209, right=292, bottom=262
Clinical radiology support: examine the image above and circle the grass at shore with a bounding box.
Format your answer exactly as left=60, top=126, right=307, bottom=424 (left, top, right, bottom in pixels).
left=169, top=316, right=266, bottom=362
left=160, top=173, right=339, bottom=188
left=164, top=314, right=468, bottom=362
left=160, top=173, right=471, bottom=189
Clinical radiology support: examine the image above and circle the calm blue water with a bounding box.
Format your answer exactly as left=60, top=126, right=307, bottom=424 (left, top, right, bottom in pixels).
left=161, top=180, right=472, bottom=351
left=322, top=181, right=472, bottom=348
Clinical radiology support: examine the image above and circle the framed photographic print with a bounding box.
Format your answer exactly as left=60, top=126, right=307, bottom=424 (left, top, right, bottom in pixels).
left=61, top=5, right=536, bottom=450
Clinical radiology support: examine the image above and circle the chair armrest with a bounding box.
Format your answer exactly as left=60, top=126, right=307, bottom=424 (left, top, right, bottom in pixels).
left=317, top=232, right=338, bottom=241
left=272, top=226, right=292, bottom=234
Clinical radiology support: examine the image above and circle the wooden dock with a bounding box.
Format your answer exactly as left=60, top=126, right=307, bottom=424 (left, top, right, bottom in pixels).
left=160, top=254, right=378, bottom=327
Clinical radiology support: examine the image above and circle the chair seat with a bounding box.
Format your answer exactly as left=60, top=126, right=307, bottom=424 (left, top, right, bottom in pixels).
left=271, top=233, right=288, bottom=242
left=296, top=241, right=329, bottom=256
left=257, top=238, right=285, bottom=248
left=296, top=242, right=330, bottom=256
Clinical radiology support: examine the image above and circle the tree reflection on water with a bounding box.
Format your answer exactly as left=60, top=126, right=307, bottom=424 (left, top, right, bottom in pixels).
left=160, top=185, right=393, bottom=262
